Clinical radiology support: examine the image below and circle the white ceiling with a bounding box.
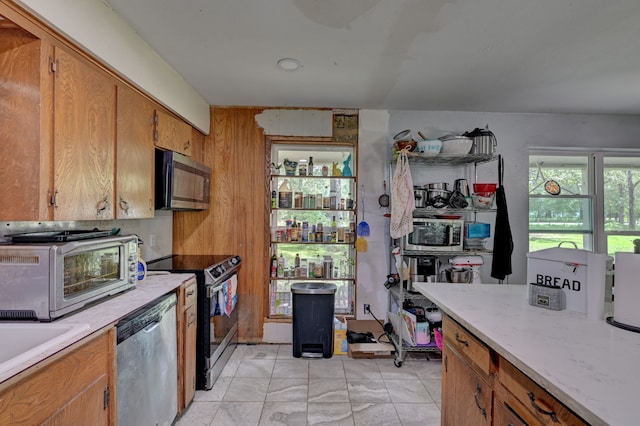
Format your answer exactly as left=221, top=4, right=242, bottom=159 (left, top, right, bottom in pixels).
left=104, top=0, right=640, bottom=115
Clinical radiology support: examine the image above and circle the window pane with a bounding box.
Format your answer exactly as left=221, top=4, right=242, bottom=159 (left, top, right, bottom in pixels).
left=529, top=198, right=593, bottom=231
left=603, top=157, right=640, bottom=232
left=606, top=235, right=640, bottom=258
left=269, top=280, right=354, bottom=315
left=529, top=155, right=589, bottom=196
left=529, top=233, right=587, bottom=252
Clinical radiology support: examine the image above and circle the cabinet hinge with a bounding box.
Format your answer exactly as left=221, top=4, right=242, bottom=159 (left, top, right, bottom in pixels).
left=103, top=386, right=109, bottom=409
left=49, top=57, right=57, bottom=74
left=444, top=355, right=448, bottom=373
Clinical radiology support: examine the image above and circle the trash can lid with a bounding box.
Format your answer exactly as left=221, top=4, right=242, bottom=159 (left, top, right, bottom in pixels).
left=291, top=282, right=337, bottom=294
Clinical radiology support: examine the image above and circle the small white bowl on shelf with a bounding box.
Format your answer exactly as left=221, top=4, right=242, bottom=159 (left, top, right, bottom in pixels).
left=416, top=139, right=442, bottom=155
left=439, top=136, right=473, bottom=154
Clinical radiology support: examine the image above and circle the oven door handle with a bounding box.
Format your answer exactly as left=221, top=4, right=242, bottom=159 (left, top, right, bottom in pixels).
left=206, top=272, right=238, bottom=298
left=208, top=284, right=223, bottom=297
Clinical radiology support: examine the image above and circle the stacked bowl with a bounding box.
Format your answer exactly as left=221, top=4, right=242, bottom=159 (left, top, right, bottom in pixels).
left=471, top=183, right=497, bottom=209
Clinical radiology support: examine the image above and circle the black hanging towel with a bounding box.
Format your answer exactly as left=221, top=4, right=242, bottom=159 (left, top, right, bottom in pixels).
left=491, top=155, right=514, bottom=281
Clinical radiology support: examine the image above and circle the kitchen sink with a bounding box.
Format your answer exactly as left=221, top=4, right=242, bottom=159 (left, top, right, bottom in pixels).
left=0, top=322, right=90, bottom=376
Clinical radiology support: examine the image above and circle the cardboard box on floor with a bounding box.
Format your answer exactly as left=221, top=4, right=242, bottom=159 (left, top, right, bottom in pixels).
left=334, top=316, right=348, bottom=355
left=346, top=319, right=394, bottom=359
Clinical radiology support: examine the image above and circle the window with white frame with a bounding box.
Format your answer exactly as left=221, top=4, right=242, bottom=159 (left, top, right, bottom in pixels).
left=529, top=150, right=640, bottom=257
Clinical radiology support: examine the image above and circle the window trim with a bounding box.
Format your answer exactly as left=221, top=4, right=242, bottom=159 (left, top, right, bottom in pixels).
left=529, top=148, right=640, bottom=255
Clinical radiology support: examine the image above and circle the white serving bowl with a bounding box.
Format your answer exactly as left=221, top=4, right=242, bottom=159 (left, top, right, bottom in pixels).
left=416, top=139, right=442, bottom=155
left=439, top=136, right=473, bottom=154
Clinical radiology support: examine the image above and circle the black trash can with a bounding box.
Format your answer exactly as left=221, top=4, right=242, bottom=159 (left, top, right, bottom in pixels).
left=291, top=282, right=337, bottom=358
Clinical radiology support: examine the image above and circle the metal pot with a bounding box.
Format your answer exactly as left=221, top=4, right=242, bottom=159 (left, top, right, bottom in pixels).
left=468, top=127, right=497, bottom=154
left=424, top=182, right=450, bottom=191
left=414, top=187, right=427, bottom=208
left=426, top=189, right=451, bottom=205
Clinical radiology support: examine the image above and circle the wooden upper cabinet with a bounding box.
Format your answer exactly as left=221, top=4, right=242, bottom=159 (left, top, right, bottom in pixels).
left=0, top=26, right=54, bottom=221
left=52, top=46, right=116, bottom=220
left=154, top=108, right=192, bottom=156
left=190, top=127, right=206, bottom=164
left=116, top=85, right=155, bottom=218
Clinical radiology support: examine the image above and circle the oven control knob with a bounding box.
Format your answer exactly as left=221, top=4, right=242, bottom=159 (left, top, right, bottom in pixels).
left=230, top=256, right=241, bottom=265
left=128, top=254, right=136, bottom=262
left=129, top=263, right=136, bottom=272
left=129, top=276, right=136, bottom=283
left=212, top=267, right=222, bottom=278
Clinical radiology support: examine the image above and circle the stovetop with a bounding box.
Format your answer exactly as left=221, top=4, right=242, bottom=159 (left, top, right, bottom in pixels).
left=146, top=254, right=238, bottom=271
left=146, top=255, right=242, bottom=282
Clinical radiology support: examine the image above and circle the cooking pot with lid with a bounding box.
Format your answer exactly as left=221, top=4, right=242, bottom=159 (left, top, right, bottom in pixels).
left=424, top=182, right=450, bottom=191
left=464, top=126, right=497, bottom=155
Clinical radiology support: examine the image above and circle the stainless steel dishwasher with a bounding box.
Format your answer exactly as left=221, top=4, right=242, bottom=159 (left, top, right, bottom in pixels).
left=116, top=293, right=178, bottom=426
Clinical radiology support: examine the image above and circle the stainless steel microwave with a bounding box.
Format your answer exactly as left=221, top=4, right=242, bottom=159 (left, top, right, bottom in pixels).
left=0, top=235, right=138, bottom=321
left=403, top=218, right=464, bottom=252
left=155, top=149, right=211, bottom=210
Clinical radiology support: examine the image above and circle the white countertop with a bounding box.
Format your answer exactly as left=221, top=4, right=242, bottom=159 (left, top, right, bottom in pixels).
left=0, top=273, right=194, bottom=385
left=413, top=282, right=640, bottom=426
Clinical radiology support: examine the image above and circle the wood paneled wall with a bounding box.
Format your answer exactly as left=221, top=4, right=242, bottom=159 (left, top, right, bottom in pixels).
left=173, top=107, right=269, bottom=342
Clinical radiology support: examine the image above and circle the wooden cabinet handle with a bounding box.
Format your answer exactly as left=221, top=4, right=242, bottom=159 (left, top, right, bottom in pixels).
left=528, top=392, right=559, bottom=423
left=96, top=196, right=110, bottom=215
left=474, top=384, right=487, bottom=419
left=119, top=196, right=129, bottom=213
left=186, top=289, right=195, bottom=296
left=455, top=332, right=469, bottom=347
left=51, top=190, right=59, bottom=208
left=184, top=140, right=191, bottom=151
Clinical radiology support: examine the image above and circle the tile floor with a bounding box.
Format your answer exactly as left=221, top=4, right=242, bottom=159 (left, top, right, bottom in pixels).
left=174, top=344, right=442, bottom=426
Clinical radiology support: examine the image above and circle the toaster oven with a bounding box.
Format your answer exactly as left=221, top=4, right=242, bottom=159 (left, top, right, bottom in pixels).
left=0, top=234, right=138, bottom=321
left=402, top=218, right=464, bottom=252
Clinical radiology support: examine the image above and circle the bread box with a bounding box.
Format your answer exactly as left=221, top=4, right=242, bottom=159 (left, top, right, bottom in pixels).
left=527, top=247, right=612, bottom=319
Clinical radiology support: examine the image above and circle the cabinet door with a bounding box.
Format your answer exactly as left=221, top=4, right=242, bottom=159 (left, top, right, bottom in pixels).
left=155, top=108, right=192, bottom=156
left=493, top=398, right=528, bottom=426
left=0, top=331, right=113, bottom=425
left=116, top=85, right=155, bottom=218
left=442, top=342, right=492, bottom=426
left=190, top=127, right=206, bottom=164
left=184, top=304, right=197, bottom=406
left=41, top=374, right=109, bottom=426
left=53, top=46, right=116, bottom=220
left=0, top=28, right=53, bottom=221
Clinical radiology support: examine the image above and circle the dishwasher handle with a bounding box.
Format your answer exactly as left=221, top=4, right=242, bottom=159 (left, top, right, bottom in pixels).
left=117, top=293, right=177, bottom=343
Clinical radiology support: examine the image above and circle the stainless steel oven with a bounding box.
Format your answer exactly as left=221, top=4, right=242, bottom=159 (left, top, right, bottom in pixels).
left=0, top=233, right=138, bottom=321
left=146, top=254, right=242, bottom=390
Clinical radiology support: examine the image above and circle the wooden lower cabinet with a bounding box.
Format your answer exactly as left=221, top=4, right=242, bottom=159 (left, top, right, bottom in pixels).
left=184, top=304, right=197, bottom=404
left=496, top=360, right=587, bottom=426
left=442, top=341, right=492, bottom=425
left=0, top=330, right=114, bottom=425
left=177, top=277, right=198, bottom=413
left=441, top=315, right=588, bottom=426
left=492, top=398, right=528, bottom=426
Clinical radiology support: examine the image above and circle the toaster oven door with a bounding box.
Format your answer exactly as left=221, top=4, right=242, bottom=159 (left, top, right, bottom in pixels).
left=404, top=219, right=463, bottom=251
left=51, top=236, right=138, bottom=319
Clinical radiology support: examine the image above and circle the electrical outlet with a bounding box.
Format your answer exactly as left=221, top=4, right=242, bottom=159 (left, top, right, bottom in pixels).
left=149, top=233, right=157, bottom=248
left=363, top=304, right=371, bottom=314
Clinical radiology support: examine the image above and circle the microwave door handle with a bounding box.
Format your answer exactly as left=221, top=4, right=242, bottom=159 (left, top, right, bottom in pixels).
left=445, top=224, right=452, bottom=245
left=165, top=165, right=172, bottom=203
